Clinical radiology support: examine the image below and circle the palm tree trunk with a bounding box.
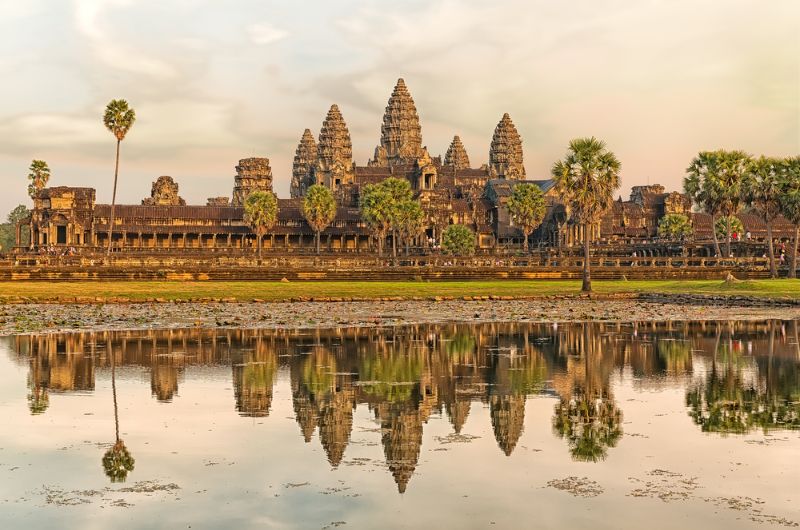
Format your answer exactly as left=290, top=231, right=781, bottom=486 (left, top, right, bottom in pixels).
left=582, top=221, right=592, bottom=292
left=725, top=217, right=732, bottom=257
left=766, top=221, right=776, bottom=278
left=111, top=347, right=119, bottom=444
left=791, top=225, right=799, bottom=279
left=377, top=232, right=383, bottom=256
left=258, top=234, right=262, bottom=259
left=392, top=229, right=397, bottom=257
left=107, top=139, right=121, bottom=255
left=523, top=230, right=529, bottom=253
left=315, top=230, right=320, bottom=254
left=711, top=214, right=721, bottom=257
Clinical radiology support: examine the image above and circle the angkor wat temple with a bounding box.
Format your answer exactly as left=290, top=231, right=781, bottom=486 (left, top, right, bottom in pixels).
left=15, top=79, right=795, bottom=253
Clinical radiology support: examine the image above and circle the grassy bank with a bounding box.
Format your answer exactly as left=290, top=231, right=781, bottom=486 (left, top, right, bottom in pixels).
left=0, top=279, right=798, bottom=303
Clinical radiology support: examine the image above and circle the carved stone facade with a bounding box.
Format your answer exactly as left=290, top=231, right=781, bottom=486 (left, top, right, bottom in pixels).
left=489, top=113, right=525, bottom=179
left=374, top=78, right=424, bottom=167
left=290, top=129, right=318, bottom=198
left=19, top=78, right=743, bottom=254
left=444, top=135, right=470, bottom=170
left=232, top=158, right=273, bottom=207
left=142, top=176, right=185, bottom=206
left=314, top=105, right=354, bottom=191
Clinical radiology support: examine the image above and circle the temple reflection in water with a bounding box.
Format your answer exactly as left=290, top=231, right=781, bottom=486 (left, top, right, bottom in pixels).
left=8, top=320, right=800, bottom=492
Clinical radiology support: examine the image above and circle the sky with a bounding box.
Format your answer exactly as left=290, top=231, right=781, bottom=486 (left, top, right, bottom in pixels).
left=0, top=0, right=798, bottom=215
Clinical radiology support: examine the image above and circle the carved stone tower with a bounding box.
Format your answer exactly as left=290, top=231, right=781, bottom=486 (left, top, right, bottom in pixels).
left=232, top=158, right=273, bottom=207
left=374, top=78, right=423, bottom=167
left=142, top=176, right=185, bottom=206
left=489, top=113, right=525, bottom=179
left=444, top=135, right=470, bottom=170
left=315, top=104, right=354, bottom=191
left=290, top=129, right=318, bottom=198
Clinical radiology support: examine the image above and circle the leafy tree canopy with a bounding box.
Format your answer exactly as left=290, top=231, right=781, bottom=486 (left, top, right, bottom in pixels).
left=442, top=224, right=476, bottom=256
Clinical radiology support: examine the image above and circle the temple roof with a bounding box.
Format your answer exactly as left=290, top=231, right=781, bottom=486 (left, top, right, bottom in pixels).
left=380, top=78, right=423, bottom=164
left=489, top=113, right=525, bottom=179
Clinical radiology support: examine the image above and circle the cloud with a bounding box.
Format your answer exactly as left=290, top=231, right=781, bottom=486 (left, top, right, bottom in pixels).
left=247, top=23, right=289, bottom=45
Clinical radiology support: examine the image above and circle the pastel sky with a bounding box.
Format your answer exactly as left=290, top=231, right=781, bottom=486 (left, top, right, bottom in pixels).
left=0, top=0, right=798, bottom=215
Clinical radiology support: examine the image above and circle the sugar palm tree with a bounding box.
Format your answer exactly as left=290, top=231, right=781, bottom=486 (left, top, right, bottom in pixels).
left=102, top=347, right=135, bottom=482
left=779, top=156, right=800, bottom=278
left=684, top=153, right=723, bottom=257
left=27, top=159, right=50, bottom=199
left=394, top=199, right=425, bottom=255
left=506, top=182, right=546, bottom=252
left=302, top=184, right=337, bottom=254
left=743, top=156, right=783, bottom=278
left=243, top=191, right=279, bottom=258
left=551, top=137, right=621, bottom=292
left=103, top=100, right=136, bottom=255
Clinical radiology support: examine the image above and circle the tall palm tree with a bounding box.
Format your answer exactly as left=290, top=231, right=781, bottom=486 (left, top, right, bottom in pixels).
left=243, top=191, right=279, bottom=258
left=779, top=156, right=800, bottom=278
left=743, top=156, right=783, bottom=278
left=103, top=100, right=136, bottom=255
left=302, top=184, right=337, bottom=254
left=551, top=137, right=621, bottom=292
left=685, top=150, right=750, bottom=258
left=684, top=152, right=723, bottom=257
left=27, top=159, right=50, bottom=199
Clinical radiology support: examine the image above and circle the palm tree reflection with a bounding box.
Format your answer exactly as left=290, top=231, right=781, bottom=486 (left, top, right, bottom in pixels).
left=102, top=345, right=134, bottom=482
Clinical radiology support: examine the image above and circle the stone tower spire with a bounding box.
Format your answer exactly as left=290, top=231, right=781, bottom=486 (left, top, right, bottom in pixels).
left=378, top=78, right=423, bottom=166
left=290, top=129, right=318, bottom=198
left=444, top=135, right=470, bottom=170
left=489, top=113, right=525, bottom=179
left=232, top=158, right=273, bottom=207
left=315, top=104, right=354, bottom=190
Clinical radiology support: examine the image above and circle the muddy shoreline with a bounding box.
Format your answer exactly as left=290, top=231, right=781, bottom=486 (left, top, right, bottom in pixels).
left=2, top=295, right=799, bottom=335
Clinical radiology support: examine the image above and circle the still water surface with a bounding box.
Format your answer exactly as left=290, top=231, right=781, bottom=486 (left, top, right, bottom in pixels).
left=0, top=321, right=798, bottom=529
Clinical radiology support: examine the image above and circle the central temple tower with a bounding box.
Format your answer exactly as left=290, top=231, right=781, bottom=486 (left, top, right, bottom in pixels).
left=370, top=78, right=424, bottom=167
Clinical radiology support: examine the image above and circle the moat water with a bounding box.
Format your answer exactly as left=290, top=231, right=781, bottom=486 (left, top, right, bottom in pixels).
left=0, top=321, right=798, bottom=529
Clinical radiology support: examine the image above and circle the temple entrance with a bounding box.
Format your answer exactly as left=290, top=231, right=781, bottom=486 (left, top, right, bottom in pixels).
left=56, top=226, right=67, bottom=245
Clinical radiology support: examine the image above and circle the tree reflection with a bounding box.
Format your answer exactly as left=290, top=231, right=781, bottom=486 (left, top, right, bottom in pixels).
left=552, top=324, right=622, bottom=462
left=102, top=345, right=134, bottom=483
left=686, top=321, right=800, bottom=434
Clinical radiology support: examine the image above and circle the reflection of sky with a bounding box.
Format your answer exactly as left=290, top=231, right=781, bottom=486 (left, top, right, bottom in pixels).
left=0, top=0, right=798, bottom=216
left=1, top=326, right=799, bottom=529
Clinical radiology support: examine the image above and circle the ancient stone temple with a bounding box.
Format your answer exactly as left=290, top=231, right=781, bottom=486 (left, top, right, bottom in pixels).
left=290, top=129, right=318, bottom=198
left=444, top=135, right=470, bottom=170
left=373, top=78, right=424, bottom=167
left=142, top=176, right=185, bottom=206
left=17, top=77, right=748, bottom=255
left=232, top=158, right=273, bottom=207
left=489, top=113, right=525, bottom=179
left=314, top=104, right=354, bottom=192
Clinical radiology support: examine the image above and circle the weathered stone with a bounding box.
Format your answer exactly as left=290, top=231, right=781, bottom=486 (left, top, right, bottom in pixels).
left=489, top=113, right=525, bottom=179
left=315, top=104, right=354, bottom=191
left=206, top=197, right=230, bottom=206
left=232, top=158, right=273, bottom=206
left=290, top=129, right=318, bottom=198
left=444, top=135, right=470, bottom=170
left=142, top=176, right=185, bottom=206
left=373, top=78, right=423, bottom=167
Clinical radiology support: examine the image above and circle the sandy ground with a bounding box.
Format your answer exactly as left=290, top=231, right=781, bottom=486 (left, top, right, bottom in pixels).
left=1, top=298, right=799, bottom=335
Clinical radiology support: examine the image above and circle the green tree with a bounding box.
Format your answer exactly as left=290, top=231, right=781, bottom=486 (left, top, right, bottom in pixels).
left=243, top=191, right=279, bottom=258
left=102, top=343, right=135, bottom=483
left=360, top=178, right=413, bottom=256
left=551, top=137, right=621, bottom=292
left=442, top=224, right=475, bottom=256
left=657, top=213, right=693, bottom=241
left=394, top=199, right=425, bottom=255
left=380, top=177, right=413, bottom=257
left=0, top=205, right=30, bottom=252
left=744, top=156, right=783, bottom=277
left=506, top=183, right=546, bottom=252
left=779, top=156, right=800, bottom=278
left=714, top=216, right=743, bottom=242
left=27, top=160, right=50, bottom=199
left=685, top=150, right=750, bottom=258
left=103, top=99, right=136, bottom=255
left=302, top=184, right=337, bottom=254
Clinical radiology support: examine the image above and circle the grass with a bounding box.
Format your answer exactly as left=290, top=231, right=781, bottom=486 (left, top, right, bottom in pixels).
left=0, top=279, right=798, bottom=302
